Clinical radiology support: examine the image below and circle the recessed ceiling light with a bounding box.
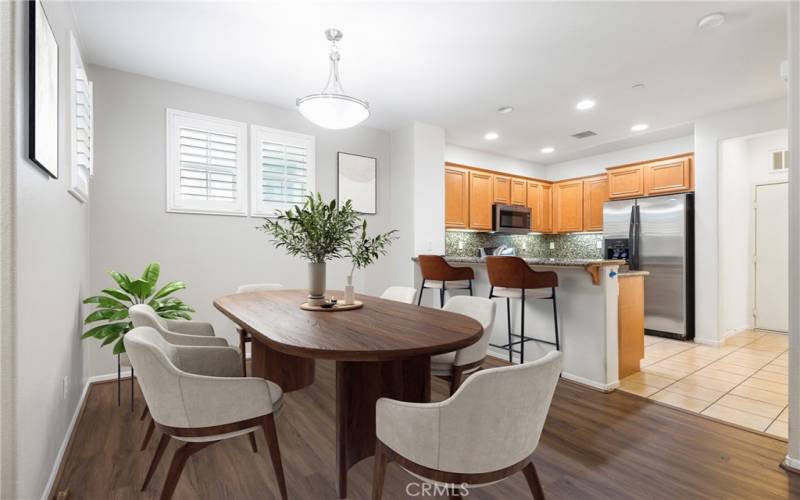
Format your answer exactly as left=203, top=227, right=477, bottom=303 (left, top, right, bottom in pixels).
left=541, top=147, right=555, bottom=154
left=576, top=99, right=596, bottom=111
left=484, top=132, right=499, bottom=140
left=697, top=12, right=726, bottom=30
left=631, top=123, right=649, bottom=132
left=497, top=106, right=514, bottom=114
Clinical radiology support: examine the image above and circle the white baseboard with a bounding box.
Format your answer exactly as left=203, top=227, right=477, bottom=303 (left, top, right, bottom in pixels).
left=693, top=337, right=722, bottom=347
left=783, top=455, right=800, bottom=473
left=487, top=350, right=619, bottom=392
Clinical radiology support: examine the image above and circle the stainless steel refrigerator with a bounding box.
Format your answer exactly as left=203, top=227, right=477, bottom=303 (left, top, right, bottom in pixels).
left=603, top=193, right=694, bottom=340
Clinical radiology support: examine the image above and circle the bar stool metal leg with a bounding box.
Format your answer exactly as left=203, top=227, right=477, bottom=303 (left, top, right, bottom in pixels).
left=468, top=281, right=473, bottom=296
left=506, top=297, right=512, bottom=363
left=552, top=287, right=560, bottom=351
left=521, top=289, right=526, bottom=364
left=131, top=365, right=135, bottom=412
left=417, top=279, right=426, bottom=306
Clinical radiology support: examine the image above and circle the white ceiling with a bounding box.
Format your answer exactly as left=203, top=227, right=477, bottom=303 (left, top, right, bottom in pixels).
left=70, top=1, right=787, bottom=165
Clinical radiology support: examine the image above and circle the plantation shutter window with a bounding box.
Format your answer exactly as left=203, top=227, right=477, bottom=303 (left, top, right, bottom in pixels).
left=250, top=126, right=316, bottom=217
left=166, top=109, right=247, bottom=215
left=68, top=32, right=93, bottom=203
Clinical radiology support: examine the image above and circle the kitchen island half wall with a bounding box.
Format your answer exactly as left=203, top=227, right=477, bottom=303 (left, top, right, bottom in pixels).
left=413, top=256, right=626, bottom=391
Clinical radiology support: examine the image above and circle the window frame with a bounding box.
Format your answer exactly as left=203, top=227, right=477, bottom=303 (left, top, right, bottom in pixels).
left=165, top=108, right=248, bottom=216
left=249, top=125, right=316, bottom=218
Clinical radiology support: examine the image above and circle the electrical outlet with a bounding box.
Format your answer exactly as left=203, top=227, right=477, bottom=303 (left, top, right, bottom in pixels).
left=596, top=240, right=602, bottom=249
left=458, top=240, right=464, bottom=250
left=549, top=242, right=555, bottom=250
left=62, top=376, right=69, bottom=400
left=522, top=241, right=528, bottom=250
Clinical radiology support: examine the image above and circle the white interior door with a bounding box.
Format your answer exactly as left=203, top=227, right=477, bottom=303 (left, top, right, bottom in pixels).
left=754, top=182, right=789, bottom=332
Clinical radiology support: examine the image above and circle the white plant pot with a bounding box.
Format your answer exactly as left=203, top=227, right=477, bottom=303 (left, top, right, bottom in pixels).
left=308, top=262, right=327, bottom=305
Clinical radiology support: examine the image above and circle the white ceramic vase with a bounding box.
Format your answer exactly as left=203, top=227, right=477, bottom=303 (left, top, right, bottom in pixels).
left=308, top=262, right=327, bottom=305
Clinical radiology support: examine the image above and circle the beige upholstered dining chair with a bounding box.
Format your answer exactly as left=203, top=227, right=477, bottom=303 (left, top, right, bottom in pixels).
left=380, top=286, right=418, bottom=304
left=125, top=327, right=288, bottom=500
left=432, top=296, right=496, bottom=394
left=235, top=283, right=284, bottom=375
left=373, top=351, right=562, bottom=500
left=129, top=304, right=229, bottom=346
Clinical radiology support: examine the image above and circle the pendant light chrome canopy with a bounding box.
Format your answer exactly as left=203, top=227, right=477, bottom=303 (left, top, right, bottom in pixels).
left=296, top=29, right=369, bottom=130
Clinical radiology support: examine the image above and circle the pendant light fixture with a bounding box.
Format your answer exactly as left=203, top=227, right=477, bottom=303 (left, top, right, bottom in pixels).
left=296, top=28, right=370, bottom=130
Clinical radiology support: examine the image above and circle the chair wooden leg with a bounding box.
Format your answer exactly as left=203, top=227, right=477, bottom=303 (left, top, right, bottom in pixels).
left=261, top=414, right=288, bottom=500
left=142, top=433, right=170, bottom=491
left=522, top=462, right=546, bottom=500
left=372, top=440, right=389, bottom=500
left=140, top=404, right=149, bottom=421
left=140, top=417, right=155, bottom=450
left=239, top=330, right=248, bottom=376
left=159, top=440, right=216, bottom=500
left=248, top=431, right=258, bottom=453
left=450, top=366, right=465, bottom=396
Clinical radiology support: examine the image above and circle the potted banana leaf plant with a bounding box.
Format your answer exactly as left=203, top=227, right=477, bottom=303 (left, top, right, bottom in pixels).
left=81, top=262, right=194, bottom=354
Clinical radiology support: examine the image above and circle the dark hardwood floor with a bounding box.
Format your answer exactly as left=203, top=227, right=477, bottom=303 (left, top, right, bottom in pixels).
left=52, top=358, right=800, bottom=499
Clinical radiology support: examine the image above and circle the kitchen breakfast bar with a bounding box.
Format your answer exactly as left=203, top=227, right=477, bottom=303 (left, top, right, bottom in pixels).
left=414, top=256, right=643, bottom=392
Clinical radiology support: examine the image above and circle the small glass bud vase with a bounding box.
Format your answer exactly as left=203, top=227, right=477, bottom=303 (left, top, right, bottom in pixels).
left=344, top=275, right=355, bottom=305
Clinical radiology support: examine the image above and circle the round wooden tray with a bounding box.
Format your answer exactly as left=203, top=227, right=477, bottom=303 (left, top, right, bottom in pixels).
left=300, top=300, right=363, bottom=312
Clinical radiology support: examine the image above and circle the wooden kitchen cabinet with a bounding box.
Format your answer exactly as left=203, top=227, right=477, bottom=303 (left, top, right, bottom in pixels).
left=553, top=180, right=583, bottom=233
left=493, top=175, right=511, bottom=205
left=527, top=181, right=554, bottom=233
left=583, top=176, right=609, bottom=232
left=510, top=178, right=527, bottom=206
left=444, top=166, right=470, bottom=229
left=607, top=165, right=645, bottom=199
left=645, top=155, right=693, bottom=195
left=618, top=274, right=645, bottom=379
left=469, top=170, right=494, bottom=230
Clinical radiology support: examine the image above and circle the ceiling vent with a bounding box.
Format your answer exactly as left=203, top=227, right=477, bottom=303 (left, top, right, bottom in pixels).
left=571, top=130, right=597, bottom=139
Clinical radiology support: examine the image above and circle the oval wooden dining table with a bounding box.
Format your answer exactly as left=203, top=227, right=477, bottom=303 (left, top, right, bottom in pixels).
left=214, top=289, right=483, bottom=498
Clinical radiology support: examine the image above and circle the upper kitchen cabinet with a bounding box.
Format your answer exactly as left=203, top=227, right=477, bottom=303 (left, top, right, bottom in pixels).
left=554, top=180, right=584, bottom=233
left=583, top=175, right=609, bottom=232
left=527, top=181, right=554, bottom=233
left=644, top=155, right=693, bottom=195
left=607, top=164, right=645, bottom=199
left=510, top=178, right=527, bottom=206
left=493, top=174, right=511, bottom=204
left=444, top=165, right=470, bottom=229
left=469, top=170, right=494, bottom=230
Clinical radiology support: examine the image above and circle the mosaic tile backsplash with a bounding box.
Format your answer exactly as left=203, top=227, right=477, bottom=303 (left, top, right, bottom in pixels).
left=445, top=231, right=603, bottom=259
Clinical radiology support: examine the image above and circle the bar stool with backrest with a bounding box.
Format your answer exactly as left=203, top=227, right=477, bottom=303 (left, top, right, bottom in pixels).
left=417, top=255, right=474, bottom=308
left=486, top=256, right=560, bottom=363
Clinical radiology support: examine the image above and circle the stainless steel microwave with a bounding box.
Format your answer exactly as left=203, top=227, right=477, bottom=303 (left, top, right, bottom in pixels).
left=492, top=204, right=531, bottom=234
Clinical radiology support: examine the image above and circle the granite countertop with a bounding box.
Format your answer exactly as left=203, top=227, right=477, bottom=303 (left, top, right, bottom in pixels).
left=414, top=255, right=627, bottom=267
left=618, top=270, right=650, bottom=277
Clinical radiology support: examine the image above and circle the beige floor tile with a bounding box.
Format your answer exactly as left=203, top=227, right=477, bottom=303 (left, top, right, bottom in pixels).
left=694, top=367, right=750, bottom=384
left=739, top=377, right=788, bottom=396
left=618, top=380, right=661, bottom=398
left=641, top=365, right=691, bottom=379
left=776, top=407, right=789, bottom=423
left=716, top=357, right=772, bottom=369
left=620, top=371, right=677, bottom=389
left=681, top=374, right=740, bottom=392
left=751, top=369, right=787, bottom=384
left=702, top=404, right=772, bottom=432
left=731, top=348, right=782, bottom=361
left=761, top=362, right=788, bottom=374
left=666, top=380, right=726, bottom=402
left=766, top=420, right=788, bottom=439
left=744, top=343, right=787, bottom=353
left=714, top=394, right=784, bottom=419
left=771, top=358, right=788, bottom=368
left=729, top=385, right=788, bottom=406
left=706, top=362, right=759, bottom=377
left=644, top=336, right=665, bottom=347
left=650, top=389, right=711, bottom=412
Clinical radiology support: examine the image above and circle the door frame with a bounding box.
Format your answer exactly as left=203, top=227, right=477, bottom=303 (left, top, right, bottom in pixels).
left=753, top=180, right=789, bottom=332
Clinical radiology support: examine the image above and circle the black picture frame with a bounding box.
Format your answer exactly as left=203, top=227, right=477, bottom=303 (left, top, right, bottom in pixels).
left=337, top=152, right=377, bottom=215
left=28, top=0, right=59, bottom=178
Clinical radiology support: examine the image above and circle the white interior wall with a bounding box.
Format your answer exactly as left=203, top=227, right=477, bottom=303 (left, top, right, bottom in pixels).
left=542, top=135, right=694, bottom=180
left=12, top=2, right=90, bottom=498
left=719, top=129, right=788, bottom=337
left=86, top=65, right=394, bottom=378
left=695, top=98, right=787, bottom=345
left=445, top=143, right=547, bottom=179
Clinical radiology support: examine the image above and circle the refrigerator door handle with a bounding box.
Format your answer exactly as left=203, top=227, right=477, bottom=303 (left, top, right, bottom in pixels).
left=629, top=204, right=640, bottom=270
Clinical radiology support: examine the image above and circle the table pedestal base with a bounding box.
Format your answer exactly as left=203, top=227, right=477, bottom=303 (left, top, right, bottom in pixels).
left=251, top=340, right=315, bottom=392
left=335, top=356, right=431, bottom=498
